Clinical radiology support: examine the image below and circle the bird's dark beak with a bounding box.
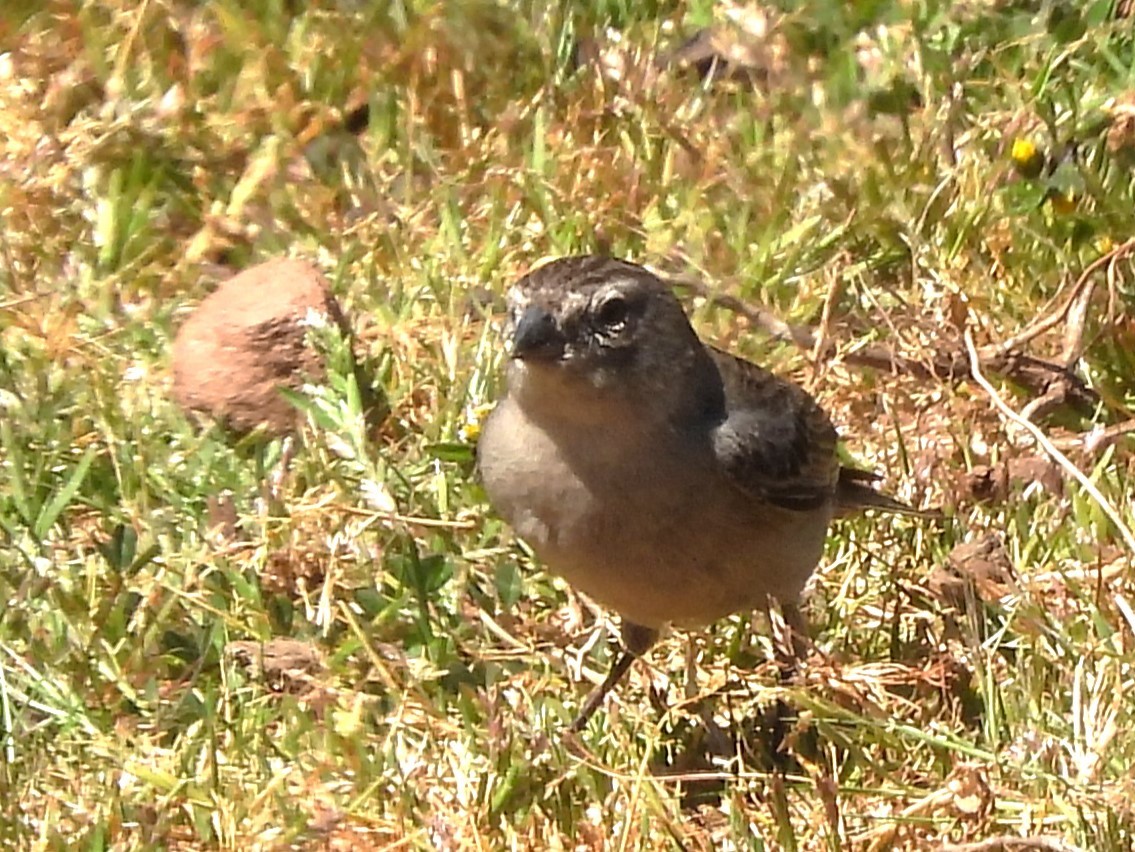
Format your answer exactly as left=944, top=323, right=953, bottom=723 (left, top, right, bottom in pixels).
left=511, top=305, right=565, bottom=361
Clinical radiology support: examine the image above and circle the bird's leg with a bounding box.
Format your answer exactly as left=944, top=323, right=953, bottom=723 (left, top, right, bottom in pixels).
left=754, top=597, right=812, bottom=767
left=767, top=597, right=809, bottom=683
left=569, top=621, right=658, bottom=732
left=779, top=599, right=810, bottom=675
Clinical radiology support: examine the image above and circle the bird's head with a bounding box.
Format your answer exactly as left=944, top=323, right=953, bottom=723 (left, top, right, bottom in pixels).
left=501, top=256, right=711, bottom=424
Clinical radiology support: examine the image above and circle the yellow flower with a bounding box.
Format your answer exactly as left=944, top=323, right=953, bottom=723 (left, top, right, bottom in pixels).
left=459, top=402, right=495, bottom=443
left=1011, top=138, right=1044, bottom=178
left=1048, top=189, right=1077, bottom=215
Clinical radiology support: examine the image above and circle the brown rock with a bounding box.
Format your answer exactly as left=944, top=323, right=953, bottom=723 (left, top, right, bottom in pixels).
left=172, top=258, right=347, bottom=434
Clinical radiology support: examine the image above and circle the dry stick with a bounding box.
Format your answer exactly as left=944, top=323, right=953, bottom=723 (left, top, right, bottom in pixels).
left=1080, top=254, right=1131, bottom=367
left=1106, top=257, right=1121, bottom=338
left=337, top=504, right=476, bottom=529
left=671, top=276, right=948, bottom=379
left=673, top=267, right=1119, bottom=429
left=666, top=229, right=1135, bottom=381
left=811, top=271, right=844, bottom=369
left=681, top=258, right=1125, bottom=415
left=963, top=328, right=1135, bottom=557
left=1049, top=417, right=1135, bottom=453
left=1114, top=592, right=1135, bottom=637
left=1057, top=241, right=1135, bottom=369
left=983, top=236, right=1135, bottom=361
left=0, top=293, right=51, bottom=310
left=1060, top=262, right=1098, bottom=368
left=859, top=787, right=955, bottom=851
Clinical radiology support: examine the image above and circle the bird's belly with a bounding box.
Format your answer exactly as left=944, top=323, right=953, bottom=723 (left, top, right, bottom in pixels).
left=541, top=499, right=828, bottom=628
left=481, top=432, right=826, bottom=627
left=479, top=402, right=830, bottom=629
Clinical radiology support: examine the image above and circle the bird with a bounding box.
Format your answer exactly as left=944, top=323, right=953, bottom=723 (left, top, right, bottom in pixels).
left=476, top=255, right=932, bottom=731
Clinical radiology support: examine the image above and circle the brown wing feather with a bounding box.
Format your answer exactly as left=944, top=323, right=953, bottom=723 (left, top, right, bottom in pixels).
left=708, top=348, right=840, bottom=512
left=835, top=468, right=941, bottom=518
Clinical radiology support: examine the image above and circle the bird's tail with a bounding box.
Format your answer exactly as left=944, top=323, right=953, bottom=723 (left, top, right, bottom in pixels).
left=835, top=467, right=941, bottom=519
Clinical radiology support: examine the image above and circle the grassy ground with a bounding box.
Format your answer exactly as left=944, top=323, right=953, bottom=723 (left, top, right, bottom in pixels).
left=2, top=0, right=1135, bottom=848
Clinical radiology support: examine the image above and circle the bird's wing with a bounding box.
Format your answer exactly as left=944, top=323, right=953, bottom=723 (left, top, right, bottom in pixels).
left=835, top=467, right=941, bottom=518
left=708, top=348, right=841, bottom=512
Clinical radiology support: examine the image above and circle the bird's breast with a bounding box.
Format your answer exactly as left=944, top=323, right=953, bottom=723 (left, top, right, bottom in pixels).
left=478, top=399, right=828, bottom=628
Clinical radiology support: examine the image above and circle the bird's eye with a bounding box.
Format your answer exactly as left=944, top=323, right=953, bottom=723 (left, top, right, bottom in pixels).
left=595, top=295, right=629, bottom=329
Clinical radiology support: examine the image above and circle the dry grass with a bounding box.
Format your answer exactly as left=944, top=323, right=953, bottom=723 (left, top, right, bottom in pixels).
left=1, top=0, right=1134, bottom=849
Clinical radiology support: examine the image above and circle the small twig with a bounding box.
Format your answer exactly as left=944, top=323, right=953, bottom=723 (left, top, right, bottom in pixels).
left=1106, top=258, right=1120, bottom=336
left=940, top=81, right=963, bottom=168
left=1114, top=592, right=1135, bottom=638
left=983, top=236, right=1135, bottom=361
left=1060, top=263, right=1097, bottom=369
left=812, top=273, right=843, bottom=369
left=1030, top=558, right=1128, bottom=587
left=1018, top=382, right=1070, bottom=424
left=859, top=787, right=955, bottom=851
left=0, top=292, right=52, bottom=311
left=964, top=328, right=1135, bottom=558
left=478, top=610, right=532, bottom=652
left=670, top=275, right=810, bottom=345
left=336, top=505, right=476, bottom=529
left=671, top=274, right=954, bottom=379
left=1049, top=417, right=1135, bottom=454
left=670, top=266, right=1104, bottom=415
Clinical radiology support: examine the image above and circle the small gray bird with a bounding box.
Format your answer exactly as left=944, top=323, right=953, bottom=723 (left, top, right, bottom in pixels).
left=478, top=255, right=929, bottom=730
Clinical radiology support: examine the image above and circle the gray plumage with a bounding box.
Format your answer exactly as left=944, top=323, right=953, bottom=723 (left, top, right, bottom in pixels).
left=477, top=255, right=928, bottom=728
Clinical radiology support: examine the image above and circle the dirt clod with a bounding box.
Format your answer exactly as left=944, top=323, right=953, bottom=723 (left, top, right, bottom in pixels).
left=227, top=637, right=326, bottom=695
left=960, top=456, right=1062, bottom=505
left=172, top=258, right=348, bottom=434
left=931, top=534, right=1017, bottom=609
